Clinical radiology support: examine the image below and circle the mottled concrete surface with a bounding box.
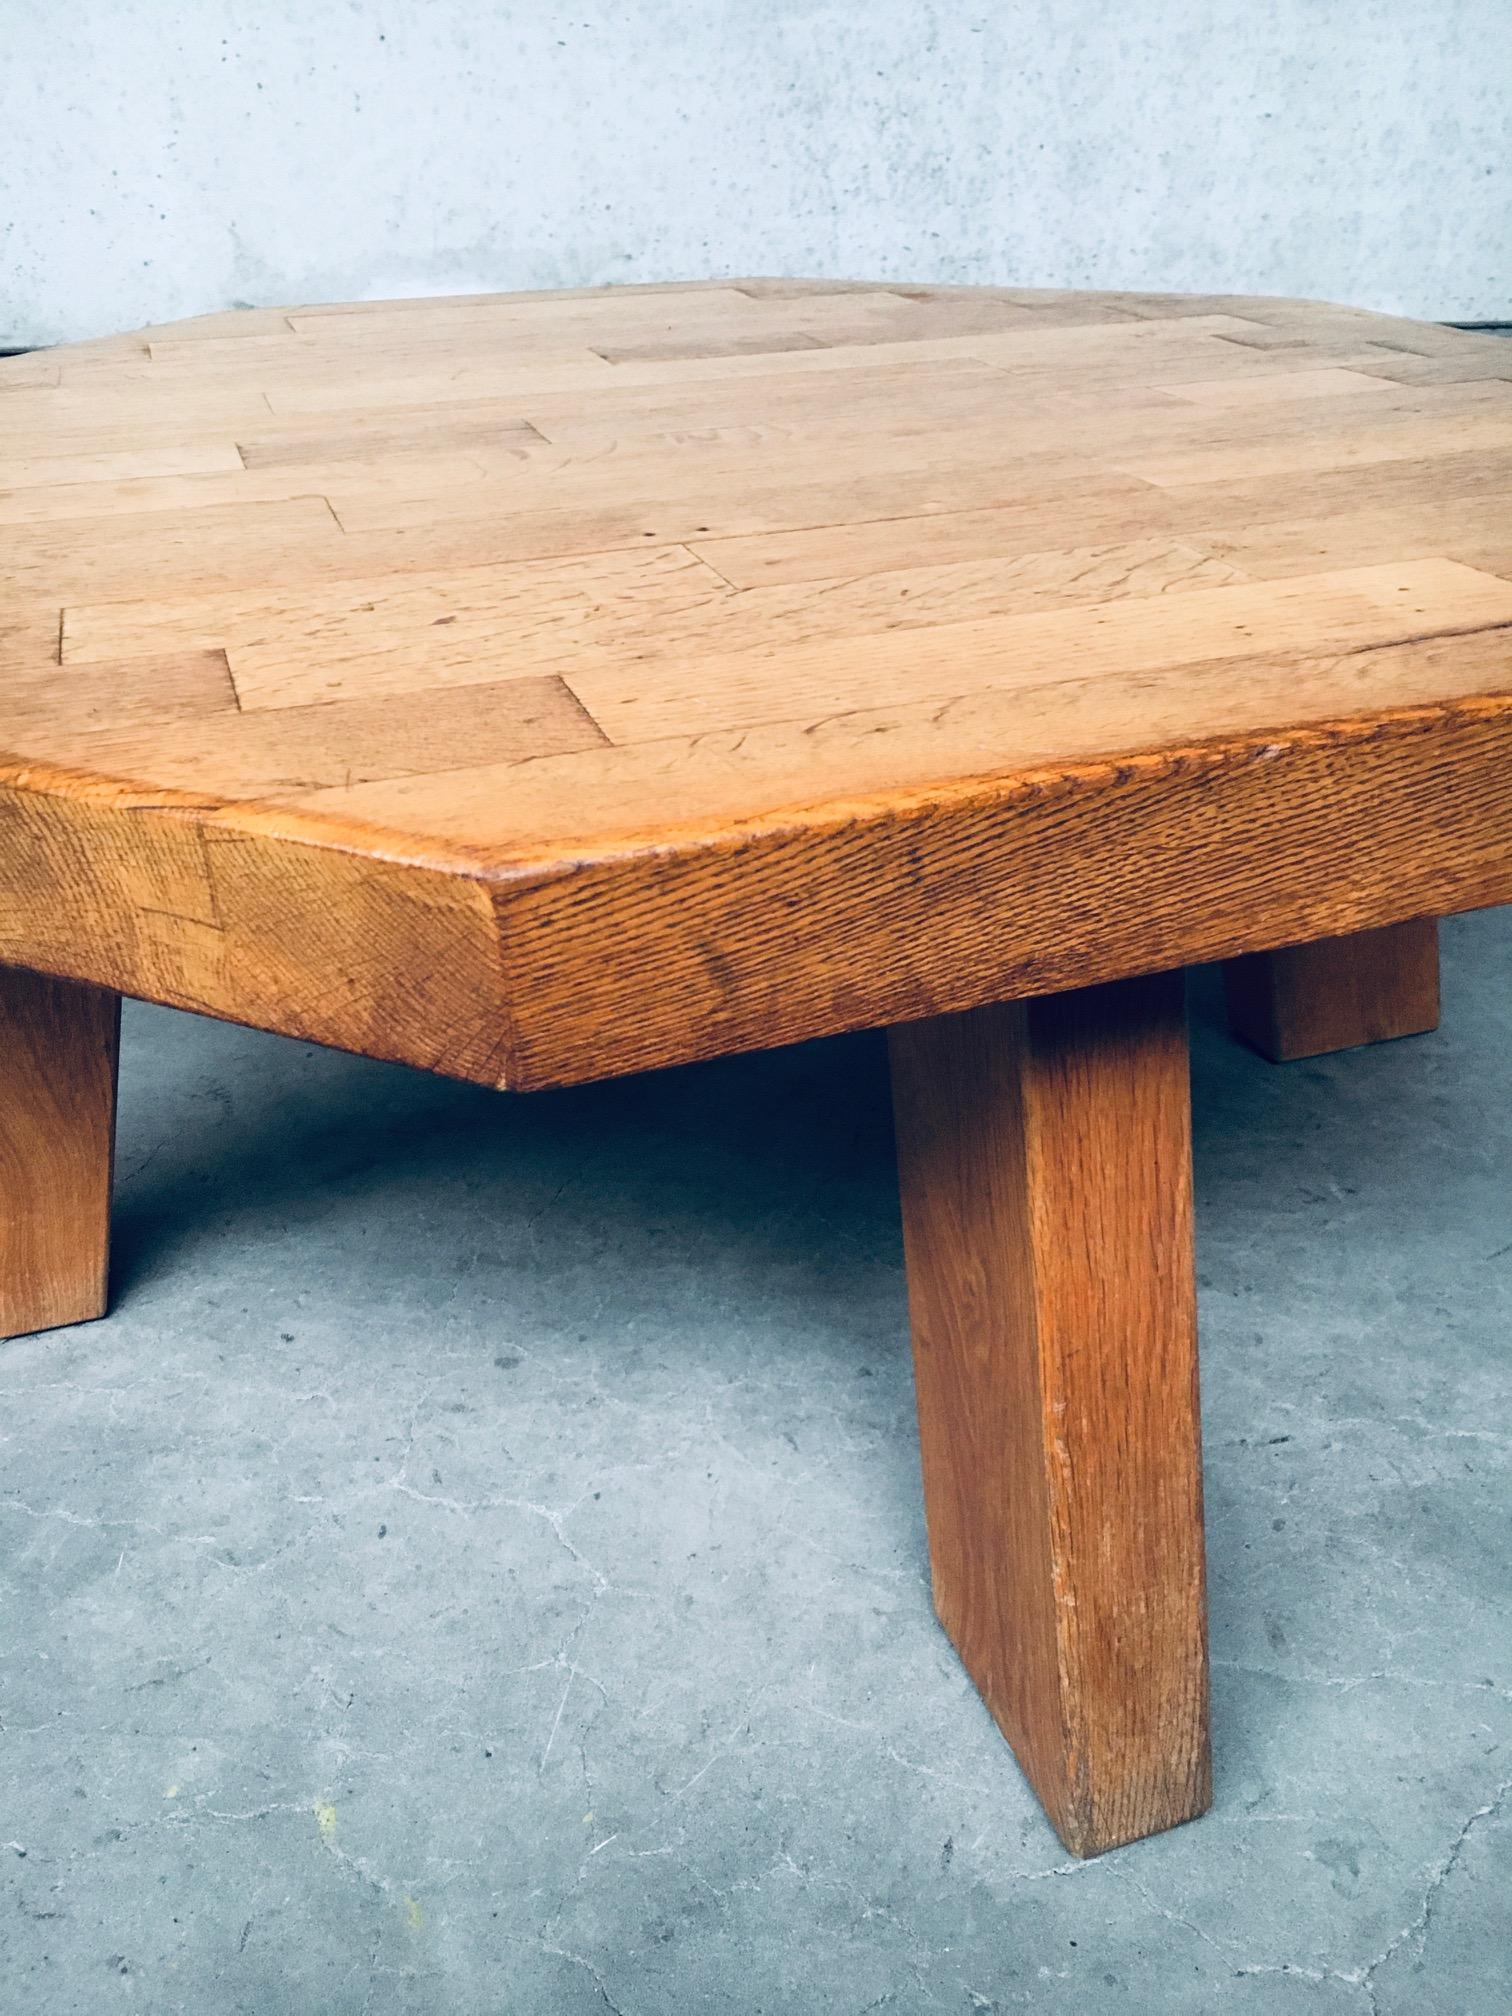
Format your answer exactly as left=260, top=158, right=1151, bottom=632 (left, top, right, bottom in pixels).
left=5, top=1, right=1511, bottom=346
left=3, top=913, right=1510, bottom=2013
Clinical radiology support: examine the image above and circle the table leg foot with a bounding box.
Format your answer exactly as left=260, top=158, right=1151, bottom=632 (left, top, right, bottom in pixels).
left=1223, top=919, right=1440, bottom=1062
left=889, top=971, right=1209, bottom=1856
left=1, top=966, right=120, bottom=1341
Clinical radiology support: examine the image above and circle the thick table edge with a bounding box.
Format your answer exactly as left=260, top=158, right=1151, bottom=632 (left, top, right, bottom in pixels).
left=5, top=692, right=1512, bottom=1089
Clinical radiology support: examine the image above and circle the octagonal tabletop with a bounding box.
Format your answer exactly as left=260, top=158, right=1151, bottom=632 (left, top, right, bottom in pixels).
left=3, top=280, right=1512, bottom=1087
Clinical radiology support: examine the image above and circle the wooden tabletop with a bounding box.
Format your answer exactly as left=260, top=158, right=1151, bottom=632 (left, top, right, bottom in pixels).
left=3, top=281, right=1511, bottom=1087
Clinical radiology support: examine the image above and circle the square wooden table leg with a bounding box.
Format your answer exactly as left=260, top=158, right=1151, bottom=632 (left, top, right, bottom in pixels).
left=888, top=969, right=1209, bottom=1856
left=0, top=965, right=121, bottom=1341
left=1223, top=918, right=1440, bottom=1062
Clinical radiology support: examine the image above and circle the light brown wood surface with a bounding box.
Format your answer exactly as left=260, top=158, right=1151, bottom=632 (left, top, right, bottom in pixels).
left=4, top=282, right=1497, bottom=1854
left=3, top=281, right=1511, bottom=1087
left=1225, top=918, right=1442, bottom=1061
left=0, top=965, right=119, bottom=1338
left=890, top=971, right=1208, bottom=1856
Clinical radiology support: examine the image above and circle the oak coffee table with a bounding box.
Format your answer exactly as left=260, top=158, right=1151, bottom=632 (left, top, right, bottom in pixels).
left=3, top=280, right=1510, bottom=1857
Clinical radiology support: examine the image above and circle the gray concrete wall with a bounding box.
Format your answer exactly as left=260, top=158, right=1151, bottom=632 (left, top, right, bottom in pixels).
left=3, top=0, right=1510, bottom=346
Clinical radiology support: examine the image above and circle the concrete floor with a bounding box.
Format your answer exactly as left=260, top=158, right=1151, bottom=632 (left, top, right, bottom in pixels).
left=2, top=913, right=1510, bottom=2014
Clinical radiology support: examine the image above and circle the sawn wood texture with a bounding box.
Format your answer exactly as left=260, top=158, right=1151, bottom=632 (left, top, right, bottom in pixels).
left=1224, top=918, right=1442, bottom=1061
left=891, top=973, right=1209, bottom=1855
left=0, top=966, right=119, bottom=1337
left=3, top=281, right=1511, bottom=1088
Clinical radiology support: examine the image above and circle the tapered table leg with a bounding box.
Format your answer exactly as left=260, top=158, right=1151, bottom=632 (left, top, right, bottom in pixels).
left=1224, top=919, right=1439, bottom=1062
left=888, top=970, right=1209, bottom=1856
left=0, top=966, right=120, bottom=1340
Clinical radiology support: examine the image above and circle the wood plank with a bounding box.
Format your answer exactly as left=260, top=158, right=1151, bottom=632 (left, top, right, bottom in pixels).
left=512, top=349, right=1437, bottom=464
left=0, top=496, right=349, bottom=601
left=1160, top=366, right=1400, bottom=406
left=300, top=627, right=1512, bottom=859
left=0, top=393, right=273, bottom=450
left=1, top=439, right=246, bottom=491
left=61, top=546, right=733, bottom=708
left=0, top=389, right=280, bottom=444
left=0, top=359, right=61, bottom=390
left=22, top=674, right=607, bottom=797
left=233, top=414, right=544, bottom=470
left=496, top=357, right=1025, bottom=441
left=0, top=966, right=120, bottom=1339
left=889, top=972, right=1208, bottom=1854
left=1118, top=451, right=1512, bottom=561
left=280, top=286, right=762, bottom=343
left=683, top=449, right=1512, bottom=594
left=1119, top=407, right=1512, bottom=488
left=592, top=331, right=826, bottom=364
left=562, top=561, right=1512, bottom=745
left=687, top=488, right=1181, bottom=588
left=1223, top=919, right=1441, bottom=1060
left=128, top=306, right=296, bottom=344
left=57, top=537, right=1244, bottom=710
left=2, top=651, right=238, bottom=741
left=144, top=293, right=877, bottom=374
left=284, top=279, right=738, bottom=323
left=1345, top=352, right=1512, bottom=387
left=0, top=468, right=353, bottom=527
left=0, top=603, right=65, bottom=676
left=128, top=354, right=620, bottom=413
left=256, top=330, right=1225, bottom=417
left=323, top=449, right=1120, bottom=545
left=1202, top=503, right=1512, bottom=582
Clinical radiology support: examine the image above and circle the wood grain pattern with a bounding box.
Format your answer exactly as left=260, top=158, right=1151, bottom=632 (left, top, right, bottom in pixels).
left=889, top=971, right=1208, bottom=1856
left=0, top=778, right=508, bottom=1083
left=1, top=281, right=1510, bottom=1087
left=1224, top=918, right=1441, bottom=1061
left=0, top=965, right=120, bottom=1339
left=4, top=282, right=1504, bottom=1850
